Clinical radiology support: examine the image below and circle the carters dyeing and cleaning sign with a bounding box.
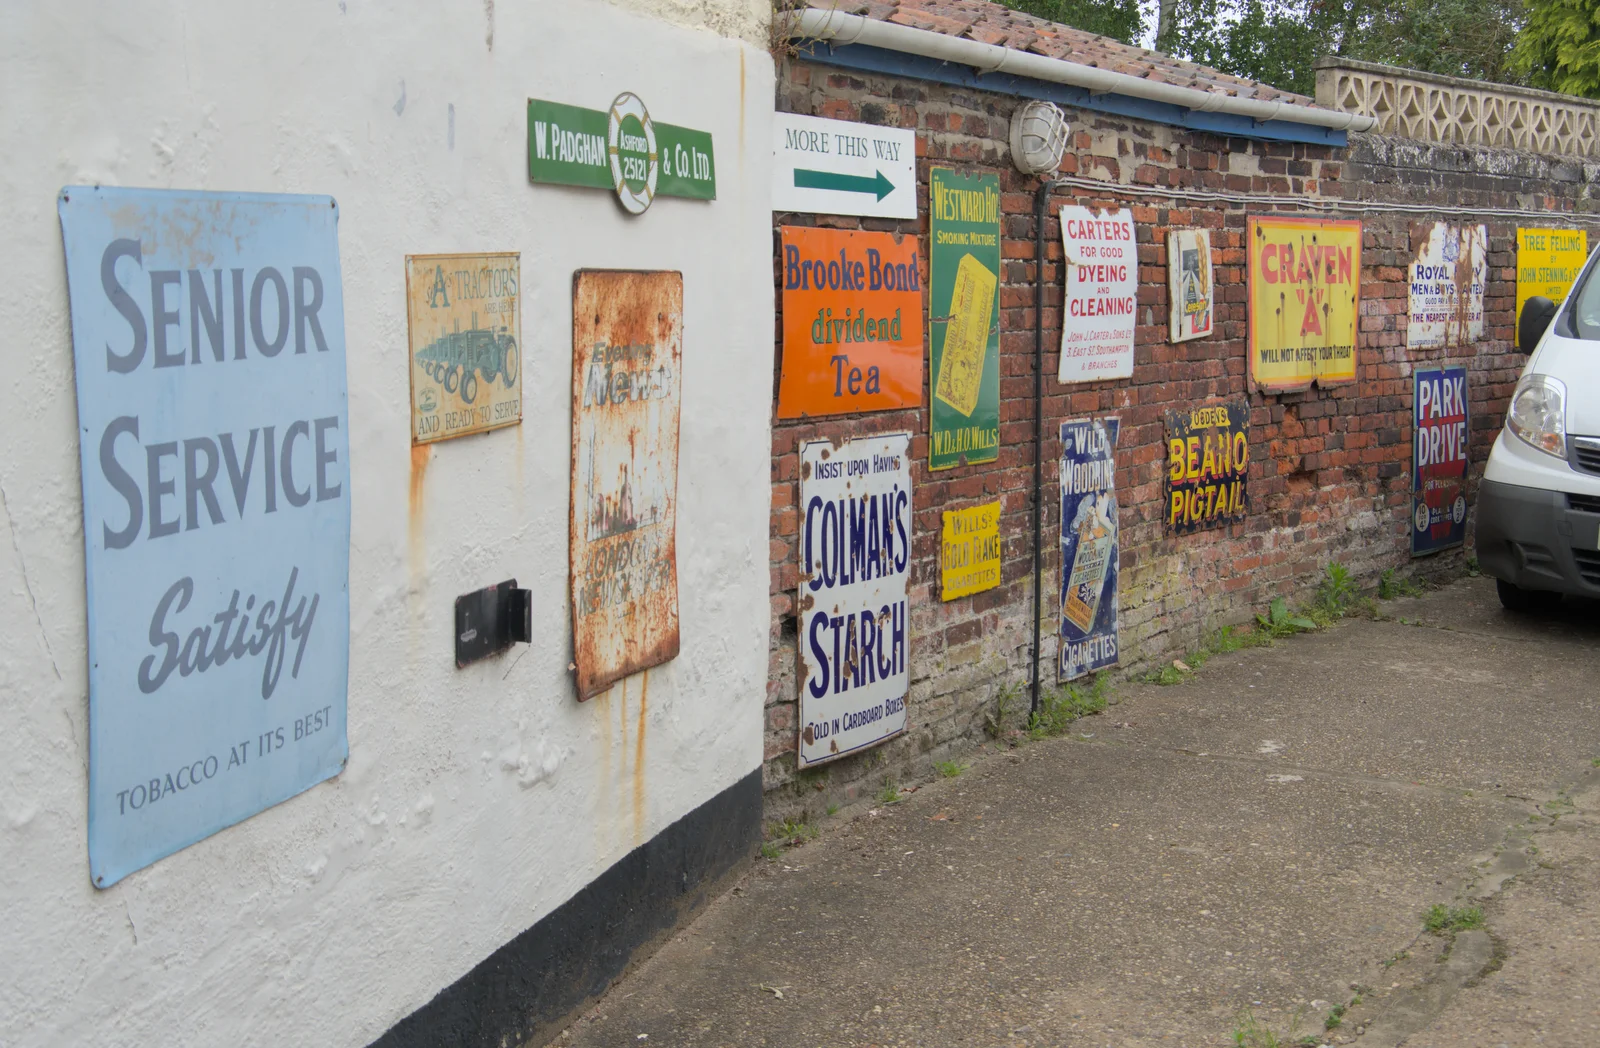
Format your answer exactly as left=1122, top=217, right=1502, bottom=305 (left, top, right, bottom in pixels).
left=797, top=432, right=911, bottom=767
left=941, top=501, right=1001, bottom=601
left=406, top=253, right=521, bottom=444
left=1517, top=228, right=1589, bottom=326
left=929, top=168, right=1001, bottom=470
left=1408, top=223, right=1486, bottom=349
left=1165, top=401, right=1249, bottom=534
left=1412, top=366, right=1470, bottom=556
left=778, top=227, right=922, bottom=418
left=1247, top=217, right=1361, bottom=392
left=528, top=94, right=714, bottom=214
left=1058, top=206, right=1136, bottom=382
left=1059, top=417, right=1119, bottom=681
left=771, top=113, right=917, bottom=220
left=1168, top=228, right=1215, bottom=343
left=60, top=187, right=350, bottom=888
left=570, top=271, right=683, bottom=699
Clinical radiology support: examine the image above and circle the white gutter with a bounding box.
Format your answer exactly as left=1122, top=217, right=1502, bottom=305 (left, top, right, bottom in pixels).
left=794, top=7, right=1378, bottom=133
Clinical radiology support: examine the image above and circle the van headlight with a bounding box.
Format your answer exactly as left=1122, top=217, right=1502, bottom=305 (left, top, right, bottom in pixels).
left=1506, top=374, right=1567, bottom=458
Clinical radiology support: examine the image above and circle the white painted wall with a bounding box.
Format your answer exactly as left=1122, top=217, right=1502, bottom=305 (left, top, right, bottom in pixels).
left=0, top=2, right=773, bottom=1045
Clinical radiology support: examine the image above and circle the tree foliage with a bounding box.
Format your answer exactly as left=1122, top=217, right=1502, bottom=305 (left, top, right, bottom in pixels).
left=1000, top=0, right=1146, bottom=46
left=1007, top=0, right=1532, bottom=97
left=1513, top=0, right=1600, bottom=97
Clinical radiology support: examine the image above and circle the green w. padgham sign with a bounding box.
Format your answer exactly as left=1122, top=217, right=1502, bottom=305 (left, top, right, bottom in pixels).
left=528, top=94, right=715, bottom=215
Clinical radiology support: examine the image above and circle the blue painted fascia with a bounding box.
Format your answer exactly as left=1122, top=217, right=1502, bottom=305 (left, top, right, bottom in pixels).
left=798, top=42, right=1348, bottom=149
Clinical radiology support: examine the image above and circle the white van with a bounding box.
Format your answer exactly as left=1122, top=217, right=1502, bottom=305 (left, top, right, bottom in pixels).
left=1476, top=264, right=1600, bottom=609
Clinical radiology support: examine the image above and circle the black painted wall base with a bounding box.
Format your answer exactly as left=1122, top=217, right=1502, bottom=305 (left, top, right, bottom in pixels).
left=371, top=767, right=763, bottom=1048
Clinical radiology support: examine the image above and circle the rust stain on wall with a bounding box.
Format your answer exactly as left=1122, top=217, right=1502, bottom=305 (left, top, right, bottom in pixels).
left=633, top=671, right=648, bottom=847
left=569, top=270, right=683, bottom=700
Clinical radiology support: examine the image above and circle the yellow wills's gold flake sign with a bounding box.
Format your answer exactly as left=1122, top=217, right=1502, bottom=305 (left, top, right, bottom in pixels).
left=406, top=253, right=522, bottom=444
left=941, top=501, right=1001, bottom=601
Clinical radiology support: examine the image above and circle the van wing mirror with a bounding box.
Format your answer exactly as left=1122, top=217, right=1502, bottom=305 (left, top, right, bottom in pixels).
left=1520, top=296, right=1557, bottom=353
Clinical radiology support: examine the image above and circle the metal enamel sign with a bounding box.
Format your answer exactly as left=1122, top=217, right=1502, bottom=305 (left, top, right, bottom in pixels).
left=941, top=501, right=1001, bottom=601
left=1412, top=366, right=1469, bottom=555
left=798, top=432, right=911, bottom=767
left=1059, top=417, right=1119, bottom=681
left=569, top=270, right=682, bottom=699
left=60, top=186, right=350, bottom=888
left=1165, top=401, right=1250, bottom=534
left=1516, top=228, right=1587, bottom=327
left=1058, top=206, right=1136, bottom=382
left=406, top=252, right=521, bottom=444
left=772, top=113, right=917, bottom=219
left=1407, top=222, right=1486, bottom=349
left=929, top=168, right=1001, bottom=470
left=777, top=227, right=923, bottom=418
left=528, top=95, right=715, bottom=213
left=1168, top=228, right=1215, bottom=343
left=1247, top=216, right=1361, bottom=392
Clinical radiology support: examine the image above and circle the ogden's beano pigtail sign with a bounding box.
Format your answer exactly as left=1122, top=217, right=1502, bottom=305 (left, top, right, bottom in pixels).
left=797, top=432, right=911, bottom=767
left=1247, top=216, right=1361, bottom=392
left=569, top=270, right=683, bottom=699
left=1165, top=401, right=1250, bottom=535
left=60, top=186, right=351, bottom=888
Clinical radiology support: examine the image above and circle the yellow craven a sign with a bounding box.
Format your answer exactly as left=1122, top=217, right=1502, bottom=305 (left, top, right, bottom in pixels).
left=941, top=502, right=1001, bottom=601
left=1247, top=217, right=1361, bottom=392
left=1517, top=228, right=1588, bottom=326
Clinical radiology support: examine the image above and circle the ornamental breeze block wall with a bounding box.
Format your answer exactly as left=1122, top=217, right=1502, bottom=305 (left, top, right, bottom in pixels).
left=763, top=57, right=1599, bottom=812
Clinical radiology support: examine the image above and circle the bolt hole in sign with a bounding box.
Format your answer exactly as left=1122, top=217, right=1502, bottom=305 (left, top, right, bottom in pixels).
left=778, top=227, right=923, bottom=417
left=60, top=187, right=350, bottom=888
left=1058, top=206, right=1137, bottom=382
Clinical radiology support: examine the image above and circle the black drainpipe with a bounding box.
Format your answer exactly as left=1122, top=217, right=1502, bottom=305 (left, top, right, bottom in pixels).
left=1030, top=178, right=1056, bottom=717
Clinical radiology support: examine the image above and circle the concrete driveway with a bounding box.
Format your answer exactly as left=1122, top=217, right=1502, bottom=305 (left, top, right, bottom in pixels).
left=554, top=576, right=1600, bottom=1047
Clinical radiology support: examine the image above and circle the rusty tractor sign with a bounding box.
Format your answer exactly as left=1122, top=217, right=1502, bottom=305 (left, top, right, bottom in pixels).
left=406, top=253, right=522, bottom=444
left=569, top=270, right=683, bottom=699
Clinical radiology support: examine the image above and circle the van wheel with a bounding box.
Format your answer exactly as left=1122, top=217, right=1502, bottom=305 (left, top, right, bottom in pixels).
left=1497, top=578, right=1555, bottom=612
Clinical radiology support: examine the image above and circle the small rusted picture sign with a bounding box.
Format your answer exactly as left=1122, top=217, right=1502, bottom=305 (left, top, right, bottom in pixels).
left=569, top=270, right=683, bottom=699
left=406, top=252, right=521, bottom=444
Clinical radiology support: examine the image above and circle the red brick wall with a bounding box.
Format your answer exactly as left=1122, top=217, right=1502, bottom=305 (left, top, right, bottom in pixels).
left=764, top=58, right=1595, bottom=812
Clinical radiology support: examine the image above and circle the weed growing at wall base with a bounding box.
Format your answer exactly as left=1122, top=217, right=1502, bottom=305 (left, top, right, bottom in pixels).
left=1027, top=673, right=1110, bottom=738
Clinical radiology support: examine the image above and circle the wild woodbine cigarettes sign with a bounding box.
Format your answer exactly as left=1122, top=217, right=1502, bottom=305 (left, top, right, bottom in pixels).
left=60, top=186, right=350, bottom=888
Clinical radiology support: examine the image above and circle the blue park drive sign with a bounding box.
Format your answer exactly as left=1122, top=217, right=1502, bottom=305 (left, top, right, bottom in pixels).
left=60, top=187, right=350, bottom=888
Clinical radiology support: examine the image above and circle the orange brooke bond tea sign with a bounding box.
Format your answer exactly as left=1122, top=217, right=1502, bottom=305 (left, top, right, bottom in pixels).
left=1247, top=216, right=1362, bottom=392
left=778, top=227, right=922, bottom=418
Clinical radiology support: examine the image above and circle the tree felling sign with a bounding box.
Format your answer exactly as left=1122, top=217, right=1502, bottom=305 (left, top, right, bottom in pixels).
left=777, top=227, right=922, bottom=418
left=1165, top=401, right=1250, bottom=534
left=771, top=113, right=917, bottom=220
left=929, top=168, right=1001, bottom=470
left=1517, top=228, right=1588, bottom=326
left=941, top=501, right=1001, bottom=601
left=1407, top=222, right=1486, bottom=349
left=406, top=253, right=521, bottom=444
left=528, top=94, right=715, bottom=214
left=797, top=432, right=911, bottom=767
left=1168, top=228, right=1215, bottom=342
left=1247, top=216, right=1361, bottom=392
left=1059, top=417, right=1119, bottom=681
left=1058, top=206, right=1136, bottom=382
left=569, top=270, right=682, bottom=699
left=1412, top=366, right=1469, bottom=556
left=60, top=186, right=350, bottom=888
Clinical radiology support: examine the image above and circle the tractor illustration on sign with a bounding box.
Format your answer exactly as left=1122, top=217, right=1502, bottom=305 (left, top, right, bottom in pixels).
left=415, top=313, right=519, bottom=405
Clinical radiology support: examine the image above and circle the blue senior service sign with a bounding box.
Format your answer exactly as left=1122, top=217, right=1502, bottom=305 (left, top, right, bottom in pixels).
left=60, top=187, right=350, bottom=888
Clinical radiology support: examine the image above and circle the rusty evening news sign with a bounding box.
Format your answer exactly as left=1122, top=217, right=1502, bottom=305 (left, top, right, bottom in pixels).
left=569, top=270, right=682, bottom=699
